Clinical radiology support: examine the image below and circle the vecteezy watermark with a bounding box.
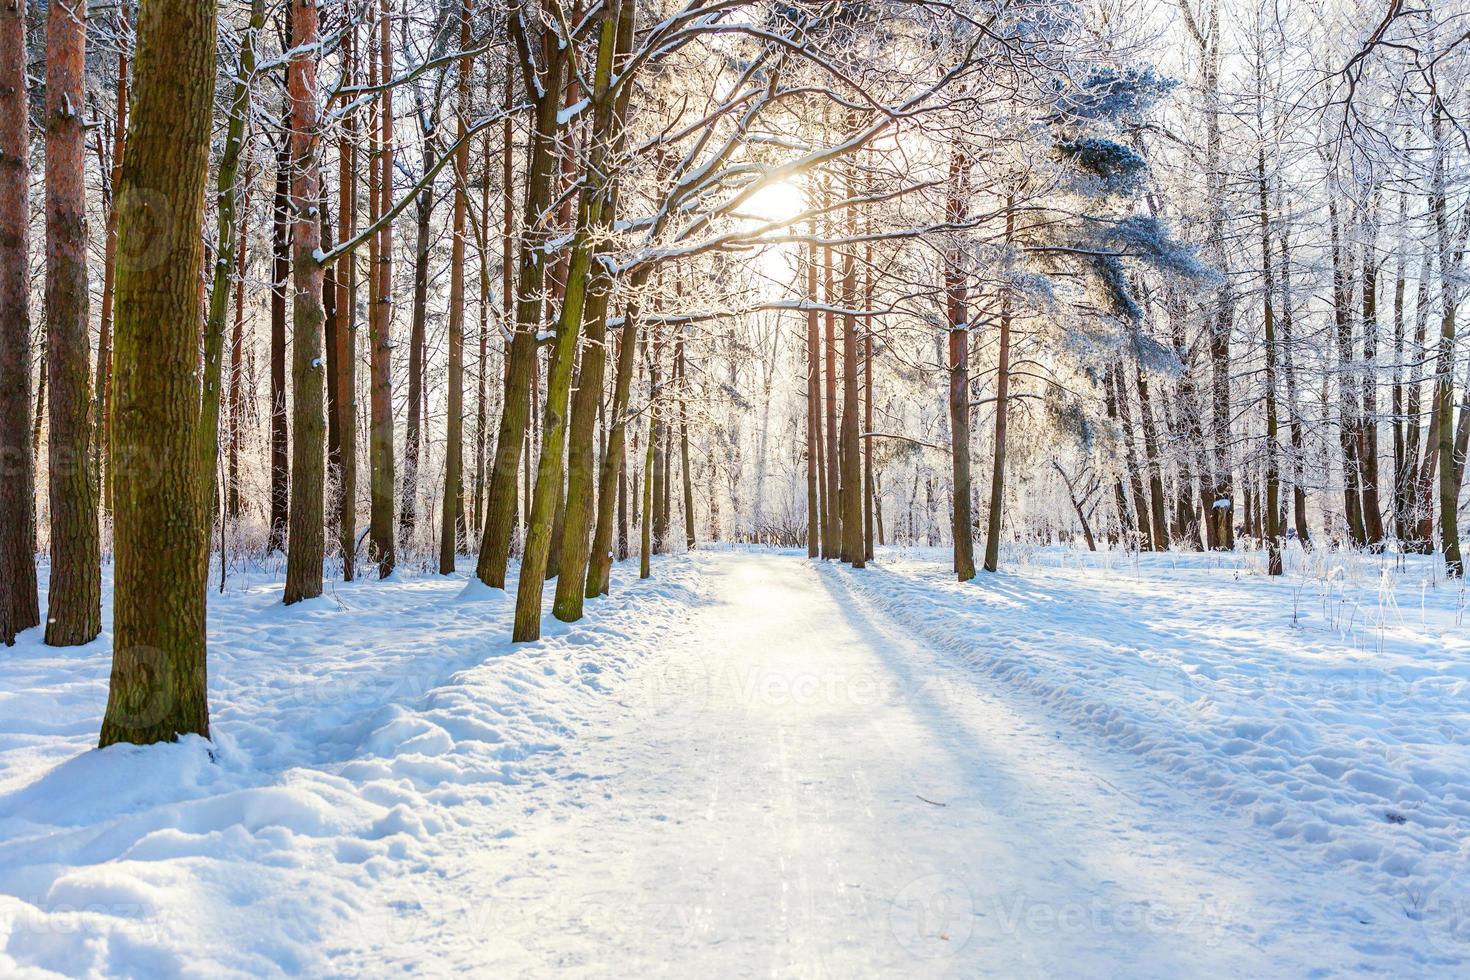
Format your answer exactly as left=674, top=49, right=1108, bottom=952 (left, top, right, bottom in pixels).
left=889, top=874, right=975, bottom=958
left=1408, top=873, right=1470, bottom=960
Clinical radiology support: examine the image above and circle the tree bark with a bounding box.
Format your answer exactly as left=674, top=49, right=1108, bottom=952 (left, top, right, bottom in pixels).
left=99, top=0, right=217, bottom=746
left=439, top=0, right=473, bottom=574
left=1257, top=140, right=1282, bottom=575
left=513, top=4, right=618, bottom=641
left=943, top=151, right=975, bottom=581
left=44, top=0, right=101, bottom=646
left=332, top=17, right=359, bottom=580
left=270, top=138, right=291, bottom=553
left=0, top=0, right=40, bottom=644
left=368, top=0, right=397, bottom=577
left=94, top=11, right=129, bottom=518
left=983, top=239, right=1012, bottom=574
left=1431, top=100, right=1463, bottom=576
left=283, top=0, right=326, bottom=605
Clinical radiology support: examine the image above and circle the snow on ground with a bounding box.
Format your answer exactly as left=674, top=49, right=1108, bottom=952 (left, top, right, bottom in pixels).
left=0, top=545, right=1466, bottom=977
left=0, top=558, right=704, bottom=977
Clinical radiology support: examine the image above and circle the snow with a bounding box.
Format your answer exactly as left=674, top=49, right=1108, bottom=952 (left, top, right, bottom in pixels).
left=1, top=547, right=1467, bottom=976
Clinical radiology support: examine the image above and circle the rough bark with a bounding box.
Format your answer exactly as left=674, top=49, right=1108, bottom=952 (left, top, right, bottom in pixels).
left=439, top=0, right=473, bottom=574
left=99, top=0, right=217, bottom=746
left=270, top=140, right=291, bottom=553
left=515, top=5, right=618, bottom=640
left=983, top=274, right=1012, bottom=574
left=0, top=0, right=40, bottom=643
left=368, top=0, right=397, bottom=577
left=943, top=151, right=975, bottom=580
left=44, top=0, right=101, bottom=646
left=283, top=0, right=326, bottom=605
left=331, top=19, right=359, bottom=580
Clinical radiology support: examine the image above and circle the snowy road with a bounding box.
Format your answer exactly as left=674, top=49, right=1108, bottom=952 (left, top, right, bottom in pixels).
left=4, top=549, right=1465, bottom=977
left=325, top=553, right=1405, bottom=977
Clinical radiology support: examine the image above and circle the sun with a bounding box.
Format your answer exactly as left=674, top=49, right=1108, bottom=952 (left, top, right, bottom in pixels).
left=742, top=179, right=808, bottom=226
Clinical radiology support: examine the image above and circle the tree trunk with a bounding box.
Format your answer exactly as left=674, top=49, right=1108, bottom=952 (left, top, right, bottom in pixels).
left=1359, top=212, right=1386, bottom=546
left=822, top=208, right=841, bottom=558
left=368, top=0, right=397, bottom=577
left=983, top=267, right=1012, bottom=574
left=439, top=0, right=473, bottom=574
left=1431, top=100, right=1463, bottom=576
left=1257, top=141, right=1282, bottom=575
left=839, top=178, right=863, bottom=568
left=332, top=17, right=359, bottom=580
left=806, top=242, right=820, bottom=558
left=99, top=0, right=217, bottom=746
left=94, top=12, right=128, bottom=518
left=0, top=0, right=40, bottom=644
left=863, top=219, right=876, bottom=563
left=513, top=5, right=619, bottom=641
left=270, top=138, right=291, bottom=554
left=677, top=330, right=698, bottom=552
left=402, top=130, right=435, bottom=552
left=200, top=0, right=263, bottom=532
left=944, top=151, right=975, bottom=580
left=586, top=296, right=643, bottom=597
left=1278, top=222, right=1310, bottom=547
left=283, top=0, right=326, bottom=605
left=476, top=33, right=565, bottom=589
left=44, top=0, right=101, bottom=646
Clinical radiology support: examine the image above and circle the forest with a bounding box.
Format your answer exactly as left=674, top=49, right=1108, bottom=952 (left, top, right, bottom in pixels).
left=0, top=0, right=1468, bottom=975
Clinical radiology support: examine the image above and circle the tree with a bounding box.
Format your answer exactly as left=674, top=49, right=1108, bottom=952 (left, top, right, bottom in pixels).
left=440, top=0, right=473, bottom=575
left=0, top=0, right=40, bottom=645
left=283, top=0, right=327, bottom=604
left=44, top=0, right=101, bottom=646
left=100, top=0, right=218, bottom=746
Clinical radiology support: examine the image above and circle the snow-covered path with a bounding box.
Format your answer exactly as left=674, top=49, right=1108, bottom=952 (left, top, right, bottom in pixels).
left=325, top=553, right=1424, bottom=977
left=4, top=549, right=1465, bottom=977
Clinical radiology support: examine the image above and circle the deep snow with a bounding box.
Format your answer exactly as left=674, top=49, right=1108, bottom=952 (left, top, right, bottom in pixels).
left=0, top=546, right=1466, bottom=977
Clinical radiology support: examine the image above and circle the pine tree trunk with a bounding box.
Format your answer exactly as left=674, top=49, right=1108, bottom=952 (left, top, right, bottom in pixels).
left=822, top=213, right=841, bottom=557
left=402, top=130, right=434, bottom=553
left=332, top=17, right=358, bottom=580
left=1359, top=216, right=1386, bottom=546
left=863, top=217, right=876, bottom=563
left=44, top=0, right=101, bottom=646
left=439, top=0, right=473, bottom=575
left=839, top=175, right=863, bottom=567
left=368, top=0, right=397, bottom=577
left=1431, top=101, right=1463, bottom=576
left=0, top=0, right=40, bottom=644
left=943, top=154, right=975, bottom=581
left=1258, top=142, right=1282, bottom=575
left=94, top=13, right=128, bottom=518
left=99, top=0, right=217, bottom=746
left=1330, top=202, right=1367, bottom=547
left=983, top=283, right=1011, bottom=574
left=283, top=0, right=326, bottom=605
left=806, top=241, right=820, bottom=558
left=270, top=142, right=291, bottom=553
left=679, top=348, right=697, bottom=552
